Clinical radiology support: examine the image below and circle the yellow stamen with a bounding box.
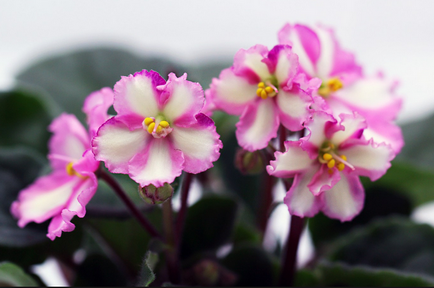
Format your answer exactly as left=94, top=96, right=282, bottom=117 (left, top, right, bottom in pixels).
left=328, top=78, right=343, bottom=92
left=258, top=82, right=265, bottom=88
left=256, top=88, right=263, bottom=97
left=327, top=159, right=336, bottom=169
left=337, top=163, right=345, bottom=171
left=144, top=117, right=154, bottom=126
left=66, top=162, right=75, bottom=176
left=159, top=121, right=169, bottom=128
left=147, top=122, right=155, bottom=134
left=323, top=153, right=332, bottom=161
left=260, top=90, right=267, bottom=99
left=340, top=155, right=347, bottom=161
left=156, top=125, right=163, bottom=133
left=257, top=82, right=277, bottom=99
left=265, top=86, right=274, bottom=93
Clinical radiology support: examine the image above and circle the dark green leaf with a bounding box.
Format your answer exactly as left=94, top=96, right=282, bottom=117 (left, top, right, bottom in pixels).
left=221, top=244, right=275, bottom=286
left=0, top=262, right=38, bottom=286
left=137, top=251, right=158, bottom=287
left=17, top=48, right=186, bottom=122
left=363, top=161, right=434, bottom=208
left=296, top=261, right=434, bottom=286
left=0, top=148, right=47, bottom=247
left=180, top=195, right=238, bottom=259
left=308, top=185, right=411, bottom=248
left=326, top=217, right=434, bottom=279
left=73, top=254, right=127, bottom=286
left=0, top=89, right=53, bottom=155
left=397, top=114, right=434, bottom=170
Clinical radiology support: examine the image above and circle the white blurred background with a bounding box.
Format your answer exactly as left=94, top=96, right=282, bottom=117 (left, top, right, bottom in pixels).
left=2, top=0, right=434, bottom=285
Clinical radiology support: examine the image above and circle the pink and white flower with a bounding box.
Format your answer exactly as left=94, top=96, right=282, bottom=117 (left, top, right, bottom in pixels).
left=267, top=111, right=395, bottom=221
left=278, top=23, right=404, bottom=153
left=207, top=44, right=314, bottom=152
left=92, top=70, right=222, bottom=188
left=11, top=88, right=114, bottom=240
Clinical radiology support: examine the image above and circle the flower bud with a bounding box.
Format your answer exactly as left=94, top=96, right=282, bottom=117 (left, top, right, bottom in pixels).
left=234, top=148, right=264, bottom=175
left=139, top=183, right=173, bottom=205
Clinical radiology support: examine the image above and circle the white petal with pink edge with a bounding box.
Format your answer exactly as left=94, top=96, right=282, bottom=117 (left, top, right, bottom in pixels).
left=273, top=47, right=298, bottom=85
left=236, top=99, right=279, bottom=152
left=234, top=45, right=271, bottom=81
left=171, top=114, right=222, bottom=174
left=321, top=172, right=364, bottom=222
left=277, top=88, right=311, bottom=131
left=284, top=168, right=322, bottom=218
left=340, top=139, right=394, bottom=181
left=11, top=173, right=81, bottom=227
left=333, top=77, right=400, bottom=111
left=113, top=70, right=162, bottom=118
left=267, top=141, right=314, bottom=178
left=162, top=73, right=204, bottom=125
left=330, top=113, right=366, bottom=145
left=82, top=87, right=114, bottom=138
left=313, top=25, right=335, bottom=79
left=304, top=111, right=335, bottom=148
left=93, top=118, right=149, bottom=174
left=128, top=138, right=184, bottom=187
left=210, top=68, right=257, bottom=115
left=363, top=123, right=404, bottom=154
left=48, top=114, right=89, bottom=170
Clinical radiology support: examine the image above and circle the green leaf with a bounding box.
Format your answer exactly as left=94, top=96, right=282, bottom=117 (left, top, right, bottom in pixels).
left=221, top=244, right=275, bottom=286
left=180, top=195, right=238, bottom=259
left=363, top=161, right=434, bottom=208
left=73, top=254, right=127, bottom=286
left=0, top=148, right=48, bottom=247
left=326, top=217, right=434, bottom=279
left=308, top=185, right=411, bottom=248
left=83, top=206, right=163, bottom=277
left=0, top=88, right=53, bottom=155
left=137, top=251, right=158, bottom=287
left=397, top=113, right=434, bottom=170
left=296, top=261, right=434, bottom=286
left=0, top=262, right=38, bottom=286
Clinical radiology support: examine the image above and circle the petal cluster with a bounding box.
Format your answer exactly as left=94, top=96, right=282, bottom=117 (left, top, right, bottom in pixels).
left=11, top=88, right=113, bottom=240
left=92, top=70, right=222, bottom=188
left=207, top=45, right=314, bottom=151
left=267, top=112, right=395, bottom=221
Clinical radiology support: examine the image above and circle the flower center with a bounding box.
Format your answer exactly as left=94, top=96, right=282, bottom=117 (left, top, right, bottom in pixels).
left=143, top=117, right=173, bottom=139
left=256, top=82, right=278, bottom=99
left=318, top=78, right=343, bottom=97
left=66, top=162, right=86, bottom=178
left=318, top=141, right=354, bottom=173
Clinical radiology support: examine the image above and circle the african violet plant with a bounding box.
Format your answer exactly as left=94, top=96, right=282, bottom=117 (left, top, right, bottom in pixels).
left=2, top=22, right=434, bottom=287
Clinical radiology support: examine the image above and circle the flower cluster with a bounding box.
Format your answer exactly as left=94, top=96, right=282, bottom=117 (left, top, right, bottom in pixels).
left=11, top=22, right=403, bottom=241
left=206, top=23, right=402, bottom=221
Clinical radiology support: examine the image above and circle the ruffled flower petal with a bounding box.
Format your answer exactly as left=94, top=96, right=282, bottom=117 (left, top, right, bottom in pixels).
left=284, top=168, right=322, bottom=218
left=46, top=175, right=97, bottom=240
left=48, top=114, right=89, bottom=170
left=277, top=85, right=312, bottom=131
left=329, top=113, right=366, bottom=145
left=303, top=111, right=336, bottom=149
left=278, top=23, right=320, bottom=77
left=92, top=117, right=149, bottom=174
left=161, top=73, right=205, bottom=126
left=340, top=138, right=395, bottom=181
left=362, top=121, right=404, bottom=154
left=208, top=68, right=257, bottom=115
left=307, top=164, right=341, bottom=196
left=265, top=45, right=298, bottom=86
left=170, top=113, right=222, bottom=174
left=233, top=45, right=271, bottom=83
left=267, top=141, right=314, bottom=178
left=236, top=99, right=279, bottom=152
left=333, top=76, right=402, bottom=122
left=113, top=70, right=164, bottom=119
left=82, top=87, right=114, bottom=139
left=128, top=138, right=184, bottom=187
left=321, top=172, right=364, bottom=221
left=10, top=172, right=81, bottom=227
